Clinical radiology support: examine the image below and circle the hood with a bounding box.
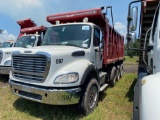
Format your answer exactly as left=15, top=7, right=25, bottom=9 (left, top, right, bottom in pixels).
left=10, top=45, right=91, bottom=87
left=18, top=45, right=86, bottom=55
left=0, top=47, right=25, bottom=53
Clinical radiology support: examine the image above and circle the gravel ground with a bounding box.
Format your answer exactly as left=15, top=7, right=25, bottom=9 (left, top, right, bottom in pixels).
left=123, top=63, right=138, bottom=73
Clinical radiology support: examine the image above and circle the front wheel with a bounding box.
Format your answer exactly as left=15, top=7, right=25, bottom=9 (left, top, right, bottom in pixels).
left=79, top=78, right=99, bottom=115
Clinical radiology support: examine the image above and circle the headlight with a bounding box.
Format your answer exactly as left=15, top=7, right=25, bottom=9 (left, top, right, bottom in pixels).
left=4, top=60, right=11, bottom=66
left=54, top=73, right=79, bottom=84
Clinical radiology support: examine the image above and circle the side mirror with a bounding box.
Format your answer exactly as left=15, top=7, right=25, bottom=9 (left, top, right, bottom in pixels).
left=129, top=6, right=138, bottom=31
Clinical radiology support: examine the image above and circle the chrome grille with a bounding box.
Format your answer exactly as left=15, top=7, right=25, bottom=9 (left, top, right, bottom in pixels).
left=0, top=51, right=3, bottom=63
left=12, top=55, right=48, bottom=82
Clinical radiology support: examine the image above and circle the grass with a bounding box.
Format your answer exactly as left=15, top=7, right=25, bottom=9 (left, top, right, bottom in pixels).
left=124, top=56, right=139, bottom=64
left=0, top=73, right=137, bottom=120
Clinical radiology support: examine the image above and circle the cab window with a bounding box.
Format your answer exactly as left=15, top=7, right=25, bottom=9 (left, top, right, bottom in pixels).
left=94, top=28, right=100, bottom=47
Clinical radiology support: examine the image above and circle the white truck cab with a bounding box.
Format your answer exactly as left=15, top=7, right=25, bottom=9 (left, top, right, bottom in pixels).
left=0, top=40, right=14, bottom=48
left=0, top=34, right=42, bottom=74
left=127, top=0, right=160, bottom=120
left=0, top=18, right=46, bottom=75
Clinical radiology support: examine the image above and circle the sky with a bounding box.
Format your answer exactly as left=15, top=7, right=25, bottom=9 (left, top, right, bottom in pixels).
left=0, top=0, right=133, bottom=42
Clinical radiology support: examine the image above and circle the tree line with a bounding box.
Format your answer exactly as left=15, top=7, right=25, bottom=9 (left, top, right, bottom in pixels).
left=125, top=40, right=140, bottom=57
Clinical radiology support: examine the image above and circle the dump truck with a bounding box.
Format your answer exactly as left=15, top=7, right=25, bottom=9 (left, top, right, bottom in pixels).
left=127, top=0, right=160, bottom=119
left=9, top=7, right=124, bottom=115
left=0, top=18, right=46, bottom=75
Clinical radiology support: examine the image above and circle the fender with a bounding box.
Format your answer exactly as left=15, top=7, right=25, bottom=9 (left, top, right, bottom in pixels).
left=1, top=54, right=12, bottom=66
left=133, top=72, right=160, bottom=120
left=80, top=64, right=99, bottom=85
left=39, top=59, right=95, bottom=87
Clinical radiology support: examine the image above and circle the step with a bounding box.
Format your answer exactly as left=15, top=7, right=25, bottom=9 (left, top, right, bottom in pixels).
left=142, top=20, right=153, bottom=24
left=143, top=14, right=154, bottom=18
left=146, top=6, right=157, bottom=11
left=99, top=71, right=107, bottom=78
left=141, top=26, right=152, bottom=31
left=100, top=84, right=108, bottom=92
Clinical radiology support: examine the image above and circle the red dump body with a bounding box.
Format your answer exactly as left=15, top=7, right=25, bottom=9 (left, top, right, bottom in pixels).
left=47, top=8, right=124, bottom=65
left=17, top=18, right=46, bottom=38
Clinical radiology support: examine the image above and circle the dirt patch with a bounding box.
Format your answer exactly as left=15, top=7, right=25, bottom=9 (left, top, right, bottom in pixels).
left=123, top=63, right=138, bottom=73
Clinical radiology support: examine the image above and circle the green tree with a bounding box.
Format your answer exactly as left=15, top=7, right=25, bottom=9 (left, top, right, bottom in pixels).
left=125, top=40, right=140, bottom=57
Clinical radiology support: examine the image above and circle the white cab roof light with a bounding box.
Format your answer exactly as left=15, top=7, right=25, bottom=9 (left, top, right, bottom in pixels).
left=56, top=20, right=60, bottom=25
left=83, top=17, right=88, bottom=22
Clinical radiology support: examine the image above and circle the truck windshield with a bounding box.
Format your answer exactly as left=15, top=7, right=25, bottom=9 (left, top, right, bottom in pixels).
left=0, top=42, right=13, bottom=48
left=42, top=25, right=91, bottom=48
left=14, top=36, right=36, bottom=48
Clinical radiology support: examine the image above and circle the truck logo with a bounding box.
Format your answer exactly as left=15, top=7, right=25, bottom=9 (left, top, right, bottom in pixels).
left=56, top=58, right=63, bottom=64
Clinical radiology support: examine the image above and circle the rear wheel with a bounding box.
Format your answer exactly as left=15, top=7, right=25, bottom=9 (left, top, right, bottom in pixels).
left=109, top=66, right=116, bottom=87
left=120, top=64, right=123, bottom=78
left=79, top=77, right=99, bottom=115
left=116, top=65, right=120, bottom=81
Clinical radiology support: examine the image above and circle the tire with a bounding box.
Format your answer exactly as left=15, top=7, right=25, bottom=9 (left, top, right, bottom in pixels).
left=116, top=65, right=120, bottom=81
left=79, top=77, right=99, bottom=115
left=109, top=66, right=116, bottom=87
left=120, top=64, right=123, bottom=78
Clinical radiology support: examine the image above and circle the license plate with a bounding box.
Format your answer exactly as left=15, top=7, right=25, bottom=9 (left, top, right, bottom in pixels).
left=22, top=86, right=31, bottom=92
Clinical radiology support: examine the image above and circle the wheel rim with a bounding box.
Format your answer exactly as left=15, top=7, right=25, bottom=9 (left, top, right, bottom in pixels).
left=88, top=86, right=98, bottom=109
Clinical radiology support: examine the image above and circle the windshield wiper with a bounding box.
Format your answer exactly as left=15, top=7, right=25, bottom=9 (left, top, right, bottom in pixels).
left=48, top=43, right=63, bottom=45
left=42, top=43, right=82, bottom=48
left=42, top=43, right=63, bottom=45
left=22, top=45, right=27, bottom=48
left=64, top=43, right=81, bottom=48
left=42, top=43, right=50, bottom=45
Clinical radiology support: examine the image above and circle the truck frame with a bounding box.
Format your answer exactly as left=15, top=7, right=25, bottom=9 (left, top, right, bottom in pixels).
left=10, top=7, right=124, bottom=115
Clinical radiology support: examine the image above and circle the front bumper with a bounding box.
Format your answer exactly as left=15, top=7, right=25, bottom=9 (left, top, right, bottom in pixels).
left=10, top=80, right=82, bottom=105
left=0, top=66, right=11, bottom=75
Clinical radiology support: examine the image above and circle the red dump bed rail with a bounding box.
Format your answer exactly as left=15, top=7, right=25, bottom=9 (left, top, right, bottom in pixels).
left=17, top=18, right=36, bottom=29
left=17, top=18, right=46, bottom=38
left=47, top=8, right=106, bottom=27
left=47, top=8, right=124, bottom=65
left=20, top=26, right=46, bottom=34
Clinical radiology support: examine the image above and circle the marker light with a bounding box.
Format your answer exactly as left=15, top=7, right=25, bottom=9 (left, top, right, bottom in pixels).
left=83, top=17, right=88, bottom=23
left=56, top=20, right=60, bottom=25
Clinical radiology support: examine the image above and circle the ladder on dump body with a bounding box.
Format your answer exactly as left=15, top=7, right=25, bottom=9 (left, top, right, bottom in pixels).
left=139, top=0, right=159, bottom=67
